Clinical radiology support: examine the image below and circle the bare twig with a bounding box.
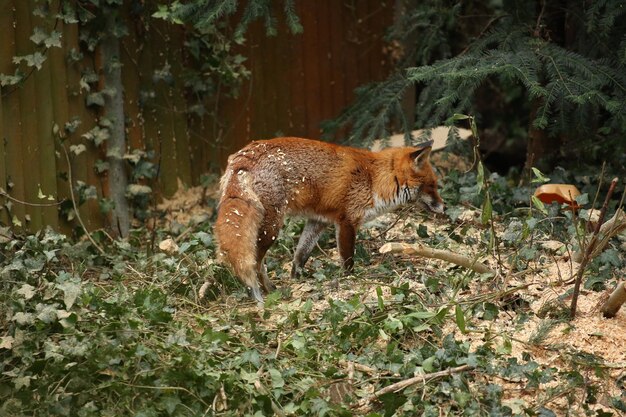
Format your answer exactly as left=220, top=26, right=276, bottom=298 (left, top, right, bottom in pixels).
left=61, top=143, right=105, bottom=256
left=338, top=360, right=384, bottom=376
left=0, top=189, right=65, bottom=207
left=380, top=242, right=495, bottom=275
left=354, top=364, right=474, bottom=414
left=570, top=178, right=619, bottom=318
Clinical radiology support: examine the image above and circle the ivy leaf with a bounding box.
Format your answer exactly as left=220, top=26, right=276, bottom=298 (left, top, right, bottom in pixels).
left=195, top=231, right=212, bottom=246
left=57, top=6, right=79, bottom=24
left=531, top=195, right=548, bottom=215
left=166, top=329, right=190, bottom=347
left=30, top=27, right=49, bottom=45
left=0, top=336, right=14, bottom=350
left=81, top=126, right=110, bottom=146
left=13, top=375, right=32, bottom=390
left=161, top=395, right=181, bottom=415
left=70, top=144, right=87, bottom=155
left=531, top=167, right=550, bottom=184
left=575, top=193, right=589, bottom=206
left=422, top=355, right=436, bottom=372
left=86, top=92, right=106, bottom=107
left=98, top=198, right=115, bottom=214
left=476, top=162, right=485, bottom=189
left=0, top=72, right=23, bottom=86
left=12, top=312, right=34, bottom=325
left=16, top=284, right=36, bottom=300
left=44, top=31, right=62, bottom=48
left=31, top=28, right=62, bottom=48
left=13, top=52, right=47, bottom=70
left=36, top=304, right=58, bottom=323
left=24, top=256, right=46, bottom=272
left=269, top=368, right=285, bottom=388
left=152, top=5, right=171, bottom=20
left=455, top=304, right=467, bottom=333
left=57, top=281, right=82, bottom=309
left=481, top=198, right=493, bottom=225
left=95, top=159, right=110, bottom=173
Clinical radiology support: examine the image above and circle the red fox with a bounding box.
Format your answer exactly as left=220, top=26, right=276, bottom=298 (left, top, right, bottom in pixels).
left=214, top=137, right=444, bottom=303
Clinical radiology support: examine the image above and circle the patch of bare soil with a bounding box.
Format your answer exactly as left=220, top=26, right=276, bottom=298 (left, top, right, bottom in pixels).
left=156, top=181, right=219, bottom=230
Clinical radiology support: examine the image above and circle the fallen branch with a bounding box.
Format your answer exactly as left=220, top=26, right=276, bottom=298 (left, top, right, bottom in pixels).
left=353, top=364, right=474, bottom=414
left=380, top=242, right=495, bottom=275
left=570, top=178, right=619, bottom=318
left=572, top=209, right=626, bottom=263
left=601, top=282, right=626, bottom=318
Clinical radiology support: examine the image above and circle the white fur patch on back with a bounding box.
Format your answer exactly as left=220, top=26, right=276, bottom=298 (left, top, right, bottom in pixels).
left=237, top=170, right=263, bottom=210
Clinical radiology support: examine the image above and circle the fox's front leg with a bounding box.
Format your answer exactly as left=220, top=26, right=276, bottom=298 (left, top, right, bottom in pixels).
left=336, top=222, right=356, bottom=273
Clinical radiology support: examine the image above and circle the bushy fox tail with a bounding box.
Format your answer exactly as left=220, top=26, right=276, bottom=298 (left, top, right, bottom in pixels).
left=214, top=169, right=265, bottom=302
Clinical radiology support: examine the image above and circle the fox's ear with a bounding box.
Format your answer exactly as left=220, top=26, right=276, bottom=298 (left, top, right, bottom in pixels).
left=410, top=146, right=432, bottom=167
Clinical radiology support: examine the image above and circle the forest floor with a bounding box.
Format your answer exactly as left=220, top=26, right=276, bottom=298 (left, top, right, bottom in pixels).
left=2, top=154, right=625, bottom=416
left=155, top=176, right=626, bottom=416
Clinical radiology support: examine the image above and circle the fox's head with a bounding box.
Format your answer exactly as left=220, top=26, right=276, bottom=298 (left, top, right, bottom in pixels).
left=401, top=142, right=445, bottom=214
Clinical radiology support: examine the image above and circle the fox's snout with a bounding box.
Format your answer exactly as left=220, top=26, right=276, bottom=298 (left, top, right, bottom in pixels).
left=428, top=200, right=445, bottom=214
left=420, top=193, right=445, bottom=214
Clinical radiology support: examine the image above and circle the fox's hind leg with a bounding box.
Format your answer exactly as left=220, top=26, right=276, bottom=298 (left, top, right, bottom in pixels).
left=291, top=219, right=328, bottom=279
left=257, top=261, right=276, bottom=294
left=255, top=215, right=283, bottom=294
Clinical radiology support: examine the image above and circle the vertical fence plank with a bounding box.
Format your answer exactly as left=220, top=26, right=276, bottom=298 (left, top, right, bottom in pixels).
left=261, top=27, right=279, bottom=138
left=48, top=0, right=72, bottom=233
left=0, top=83, right=6, bottom=227
left=273, top=17, right=291, bottom=138
left=0, top=1, right=11, bottom=226
left=328, top=1, right=346, bottom=120
left=356, top=1, right=372, bottom=86
left=1, top=1, right=27, bottom=228
left=249, top=24, right=268, bottom=141
left=14, top=0, right=43, bottom=231
left=301, top=3, right=321, bottom=138
left=317, top=0, right=333, bottom=125
left=288, top=7, right=306, bottom=136
left=341, top=2, right=359, bottom=116
left=137, top=19, right=160, bottom=193
left=30, top=0, right=58, bottom=229
left=147, top=21, right=183, bottom=196
left=168, top=25, right=192, bottom=187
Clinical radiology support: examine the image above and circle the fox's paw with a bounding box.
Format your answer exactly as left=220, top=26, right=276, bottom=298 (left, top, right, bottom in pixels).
left=262, top=280, right=277, bottom=293
left=290, top=264, right=302, bottom=280
left=247, top=285, right=264, bottom=304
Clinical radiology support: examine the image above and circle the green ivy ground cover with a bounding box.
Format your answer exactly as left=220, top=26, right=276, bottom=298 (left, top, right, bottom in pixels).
left=1, top=164, right=625, bottom=416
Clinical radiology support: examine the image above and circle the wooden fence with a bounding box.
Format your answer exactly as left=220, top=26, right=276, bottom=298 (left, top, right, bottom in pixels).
left=0, top=1, right=394, bottom=233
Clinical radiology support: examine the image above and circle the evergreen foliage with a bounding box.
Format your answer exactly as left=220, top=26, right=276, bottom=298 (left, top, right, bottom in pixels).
left=161, top=0, right=303, bottom=36
left=330, top=0, right=626, bottom=167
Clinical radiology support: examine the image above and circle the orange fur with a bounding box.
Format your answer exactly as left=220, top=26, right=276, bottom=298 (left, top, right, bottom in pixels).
left=214, top=137, right=444, bottom=303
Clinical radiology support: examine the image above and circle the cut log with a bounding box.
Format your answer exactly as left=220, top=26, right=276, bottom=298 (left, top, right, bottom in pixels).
left=380, top=242, right=495, bottom=275
left=601, top=282, right=626, bottom=318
